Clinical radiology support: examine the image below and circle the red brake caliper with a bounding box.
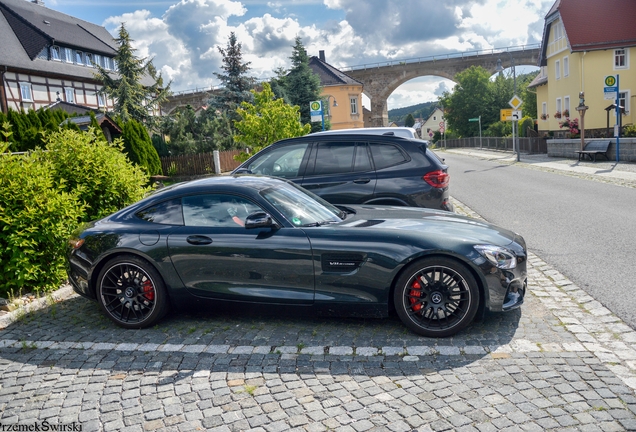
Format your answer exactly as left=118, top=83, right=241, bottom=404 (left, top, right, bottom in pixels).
left=409, top=280, right=422, bottom=311
left=142, top=280, right=155, bottom=301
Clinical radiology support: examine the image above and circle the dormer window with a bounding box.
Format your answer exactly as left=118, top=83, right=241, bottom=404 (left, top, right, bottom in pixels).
left=94, top=54, right=102, bottom=68
left=85, top=53, right=93, bottom=67
left=64, top=48, right=73, bottom=63
left=50, top=46, right=60, bottom=61
left=75, top=50, right=83, bottom=65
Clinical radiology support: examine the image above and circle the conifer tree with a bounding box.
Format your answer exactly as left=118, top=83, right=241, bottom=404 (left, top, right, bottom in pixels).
left=209, top=32, right=254, bottom=124
left=284, top=37, right=322, bottom=132
left=94, top=24, right=170, bottom=126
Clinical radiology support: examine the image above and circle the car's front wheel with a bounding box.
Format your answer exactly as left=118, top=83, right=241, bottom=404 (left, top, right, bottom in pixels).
left=394, top=257, right=479, bottom=338
left=96, top=255, right=169, bottom=328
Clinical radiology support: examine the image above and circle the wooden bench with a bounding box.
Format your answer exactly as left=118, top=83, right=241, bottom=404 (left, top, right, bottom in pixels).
left=576, top=140, right=611, bottom=162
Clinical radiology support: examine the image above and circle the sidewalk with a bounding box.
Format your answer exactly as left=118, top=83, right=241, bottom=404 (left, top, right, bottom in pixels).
left=441, top=148, right=636, bottom=188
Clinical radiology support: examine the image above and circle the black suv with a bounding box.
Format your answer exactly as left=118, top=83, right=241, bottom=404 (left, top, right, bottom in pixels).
left=233, top=133, right=453, bottom=211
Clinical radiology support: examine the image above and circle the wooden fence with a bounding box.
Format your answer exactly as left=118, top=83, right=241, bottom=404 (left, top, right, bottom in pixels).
left=160, top=150, right=242, bottom=176
left=441, top=137, right=548, bottom=154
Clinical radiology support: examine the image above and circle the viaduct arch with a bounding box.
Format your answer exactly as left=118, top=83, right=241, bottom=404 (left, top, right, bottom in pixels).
left=163, top=46, right=541, bottom=126
left=343, top=45, right=541, bottom=126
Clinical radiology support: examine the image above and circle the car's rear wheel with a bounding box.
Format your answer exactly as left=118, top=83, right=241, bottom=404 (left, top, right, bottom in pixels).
left=96, top=255, right=168, bottom=329
left=394, top=257, right=479, bottom=338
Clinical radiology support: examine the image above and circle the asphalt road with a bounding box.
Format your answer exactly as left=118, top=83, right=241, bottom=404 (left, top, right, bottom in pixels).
left=443, top=152, right=636, bottom=329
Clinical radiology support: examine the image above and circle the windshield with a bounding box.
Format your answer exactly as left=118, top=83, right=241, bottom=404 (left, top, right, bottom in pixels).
left=261, top=182, right=344, bottom=227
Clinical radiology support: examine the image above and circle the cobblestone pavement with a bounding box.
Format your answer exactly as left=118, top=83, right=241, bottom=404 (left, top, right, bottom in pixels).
left=1, top=200, right=636, bottom=431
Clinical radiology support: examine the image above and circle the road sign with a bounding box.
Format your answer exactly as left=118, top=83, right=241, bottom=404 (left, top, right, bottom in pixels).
left=468, top=118, right=479, bottom=122
left=310, top=100, right=323, bottom=122
left=439, top=121, right=445, bottom=128
left=605, top=75, right=617, bottom=87
left=512, top=110, right=522, bottom=120
left=500, top=109, right=513, bottom=122
left=509, top=95, right=523, bottom=110
left=604, top=75, right=618, bottom=99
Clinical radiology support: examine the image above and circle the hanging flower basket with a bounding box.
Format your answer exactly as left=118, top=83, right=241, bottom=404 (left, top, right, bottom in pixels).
left=540, top=113, right=549, bottom=120
left=563, top=109, right=570, bottom=117
left=554, top=111, right=562, bottom=119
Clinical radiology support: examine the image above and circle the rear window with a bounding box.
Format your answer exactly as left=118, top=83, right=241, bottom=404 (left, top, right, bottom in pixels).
left=136, top=199, right=184, bottom=225
left=370, top=143, right=408, bottom=170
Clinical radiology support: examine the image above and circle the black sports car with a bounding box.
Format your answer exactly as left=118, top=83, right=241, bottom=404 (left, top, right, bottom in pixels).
left=67, top=176, right=526, bottom=338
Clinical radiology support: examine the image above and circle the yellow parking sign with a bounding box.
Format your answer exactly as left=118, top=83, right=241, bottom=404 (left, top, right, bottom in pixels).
left=500, top=109, right=513, bottom=122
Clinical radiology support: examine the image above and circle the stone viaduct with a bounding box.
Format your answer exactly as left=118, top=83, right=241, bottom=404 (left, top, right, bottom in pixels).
left=343, top=45, right=541, bottom=126
left=163, top=45, right=541, bottom=126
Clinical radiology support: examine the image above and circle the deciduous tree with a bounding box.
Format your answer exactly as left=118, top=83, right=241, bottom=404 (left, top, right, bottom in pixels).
left=234, top=83, right=311, bottom=161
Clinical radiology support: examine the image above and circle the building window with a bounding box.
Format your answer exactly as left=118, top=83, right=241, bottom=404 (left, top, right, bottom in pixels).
left=75, top=50, right=83, bottom=65
left=556, top=98, right=562, bottom=117
left=50, top=46, right=61, bottom=61
left=112, top=59, right=118, bottom=70
left=555, top=60, right=561, bottom=80
left=65, top=87, right=75, bottom=103
left=19, top=82, right=33, bottom=102
left=350, top=97, right=358, bottom=115
left=554, top=21, right=563, bottom=40
left=85, top=53, right=93, bottom=67
left=615, top=49, right=628, bottom=69
left=97, top=93, right=106, bottom=107
left=94, top=54, right=102, bottom=68
left=64, top=48, right=73, bottom=63
left=542, top=102, right=547, bottom=116
left=564, top=96, right=570, bottom=116
left=563, top=56, right=569, bottom=77
left=619, top=91, right=629, bottom=113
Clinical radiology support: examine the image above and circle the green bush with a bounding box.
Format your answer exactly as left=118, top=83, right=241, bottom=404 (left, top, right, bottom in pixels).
left=0, top=142, right=84, bottom=298
left=519, top=116, right=535, bottom=137
left=44, top=129, right=151, bottom=221
left=121, top=119, right=162, bottom=176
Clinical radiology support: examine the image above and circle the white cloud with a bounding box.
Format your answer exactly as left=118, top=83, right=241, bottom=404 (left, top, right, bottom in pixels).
left=99, top=0, right=543, bottom=105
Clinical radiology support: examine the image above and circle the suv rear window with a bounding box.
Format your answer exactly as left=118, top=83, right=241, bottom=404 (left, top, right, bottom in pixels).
left=370, top=143, right=408, bottom=170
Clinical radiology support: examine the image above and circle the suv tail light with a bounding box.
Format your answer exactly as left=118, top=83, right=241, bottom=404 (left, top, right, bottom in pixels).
left=423, top=170, right=450, bottom=188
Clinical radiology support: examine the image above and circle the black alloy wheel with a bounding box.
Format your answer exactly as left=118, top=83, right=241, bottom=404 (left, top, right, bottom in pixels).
left=394, top=257, right=479, bottom=338
left=97, top=255, right=168, bottom=328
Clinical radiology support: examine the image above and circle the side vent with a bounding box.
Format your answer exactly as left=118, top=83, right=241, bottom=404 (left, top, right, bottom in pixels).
left=321, top=254, right=365, bottom=273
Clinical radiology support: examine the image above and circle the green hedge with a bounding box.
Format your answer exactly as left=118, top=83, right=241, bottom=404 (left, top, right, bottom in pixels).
left=0, top=129, right=152, bottom=298
left=0, top=142, right=84, bottom=297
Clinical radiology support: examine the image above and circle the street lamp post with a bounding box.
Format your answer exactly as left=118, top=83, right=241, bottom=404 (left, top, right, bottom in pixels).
left=321, top=95, right=338, bottom=131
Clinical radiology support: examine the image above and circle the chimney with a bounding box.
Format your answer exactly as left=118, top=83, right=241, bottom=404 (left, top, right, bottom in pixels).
left=319, top=50, right=325, bottom=62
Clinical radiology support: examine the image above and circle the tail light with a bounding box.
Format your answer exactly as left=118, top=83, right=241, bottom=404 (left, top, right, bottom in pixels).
left=423, top=170, right=449, bottom=188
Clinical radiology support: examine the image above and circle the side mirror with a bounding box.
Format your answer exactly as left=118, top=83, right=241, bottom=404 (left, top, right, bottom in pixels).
left=244, top=212, right=278, bottom=229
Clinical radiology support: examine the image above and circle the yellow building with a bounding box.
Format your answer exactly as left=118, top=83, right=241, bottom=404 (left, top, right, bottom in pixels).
left=309, top=52, right=364, bottom=130
left=529, top=0, right=636, bottom=138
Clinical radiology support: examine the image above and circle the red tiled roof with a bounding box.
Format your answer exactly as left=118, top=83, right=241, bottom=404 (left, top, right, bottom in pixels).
left=558, top=0, right=636, bottom=52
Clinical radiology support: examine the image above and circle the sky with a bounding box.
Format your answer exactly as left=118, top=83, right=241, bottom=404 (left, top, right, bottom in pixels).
left=45, top=0, right=551, bottom=109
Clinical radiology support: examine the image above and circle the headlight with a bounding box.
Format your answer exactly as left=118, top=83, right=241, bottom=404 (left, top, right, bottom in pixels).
left=474, top=245, right=517, bottom=269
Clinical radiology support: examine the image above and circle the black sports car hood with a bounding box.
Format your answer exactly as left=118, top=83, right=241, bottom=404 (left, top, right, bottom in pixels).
left=339, top=205, right=520, bottom=247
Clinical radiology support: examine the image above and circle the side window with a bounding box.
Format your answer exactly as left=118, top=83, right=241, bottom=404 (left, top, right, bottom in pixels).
left=353, top=143, right=372, bottom=172
left=370, top=143, right=407, bottom=170
left=247, top=143, right=309, bottom=178
left=182, top=194, right=262, bottom=228
left=312, top=141, right=355, bottom=175
left=136, top=199, right=184, bottom=225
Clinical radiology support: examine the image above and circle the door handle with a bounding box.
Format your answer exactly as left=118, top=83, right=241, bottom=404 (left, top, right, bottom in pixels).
left=186, top=235, right=213, bottom=245
left=353, top=178, right=371, bottom=184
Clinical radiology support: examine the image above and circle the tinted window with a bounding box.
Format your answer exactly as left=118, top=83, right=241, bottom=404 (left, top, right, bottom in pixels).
left=353, top=143, right=372, bottom=172
left=312, top=142, right=355, bottom=175
left=370, top=143, right=408, bottom=170
left=182, top=194, right=262, bottom=227
left=247, top=143, right=309, bottom=178
left=136, top=199, right=184, bottom=225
